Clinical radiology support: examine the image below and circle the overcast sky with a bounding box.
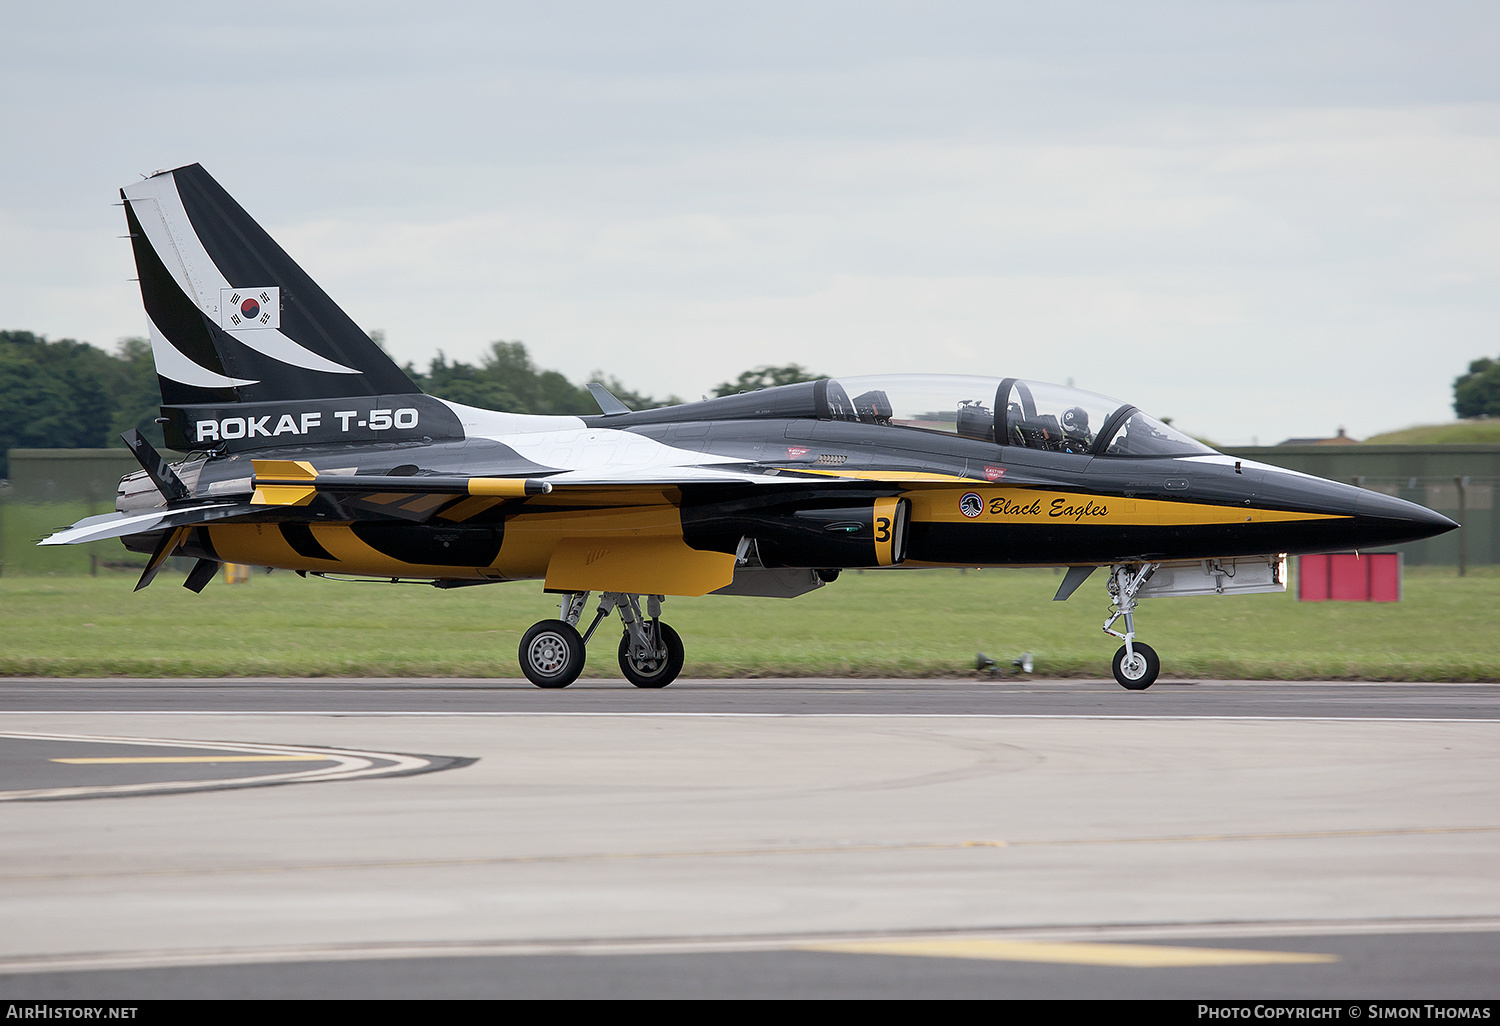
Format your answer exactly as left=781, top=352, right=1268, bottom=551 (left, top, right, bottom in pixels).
left=3, top=1, right=1498, bottom=443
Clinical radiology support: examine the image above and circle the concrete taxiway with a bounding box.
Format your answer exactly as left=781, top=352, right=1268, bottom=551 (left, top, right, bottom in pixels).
left=1, top=678, right=1497, bottom=998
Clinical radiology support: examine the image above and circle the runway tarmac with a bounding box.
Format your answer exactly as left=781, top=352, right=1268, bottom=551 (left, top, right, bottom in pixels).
left=1, top=678, right=1497, bottom=999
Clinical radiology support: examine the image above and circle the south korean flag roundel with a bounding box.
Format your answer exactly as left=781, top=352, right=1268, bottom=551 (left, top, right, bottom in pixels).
left=220, top=287, right=280, bottom=331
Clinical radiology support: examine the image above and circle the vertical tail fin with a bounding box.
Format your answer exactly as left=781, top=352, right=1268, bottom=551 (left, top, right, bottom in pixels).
left=122, top=163, right=417, bottom=406
left=123, top=165, right=462, bottom=451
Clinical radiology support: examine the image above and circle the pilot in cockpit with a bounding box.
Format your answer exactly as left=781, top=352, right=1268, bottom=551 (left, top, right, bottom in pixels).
left=1060, top=406, right=1093, bottom=453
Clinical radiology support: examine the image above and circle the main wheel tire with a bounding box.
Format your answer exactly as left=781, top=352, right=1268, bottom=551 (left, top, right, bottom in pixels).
left=519, top=619, right=586, bottom=688
left=1112, top=642, right=1160, bottom=690
left=618, top=622, right=685, bottom=688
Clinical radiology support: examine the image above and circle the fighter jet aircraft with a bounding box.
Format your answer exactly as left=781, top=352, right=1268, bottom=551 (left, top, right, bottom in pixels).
left=42, top=164, right=1458, bottom=690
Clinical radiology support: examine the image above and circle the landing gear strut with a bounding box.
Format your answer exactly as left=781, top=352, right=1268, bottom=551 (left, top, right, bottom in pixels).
left=517, top=591, right=684, bottom=689
left=1103, top=563, right=1161, bottom=690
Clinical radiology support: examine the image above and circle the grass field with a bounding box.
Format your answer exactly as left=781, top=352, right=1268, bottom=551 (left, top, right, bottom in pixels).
left=0, top=502, right=126, bottom=575
left=1, top=563, right=1495, bottom=680
left=1362, top=420, right=1500, bottom=444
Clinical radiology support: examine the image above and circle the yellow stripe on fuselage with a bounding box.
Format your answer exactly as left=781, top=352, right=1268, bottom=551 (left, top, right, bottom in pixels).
left=905, top=487, right=1346, bottom=527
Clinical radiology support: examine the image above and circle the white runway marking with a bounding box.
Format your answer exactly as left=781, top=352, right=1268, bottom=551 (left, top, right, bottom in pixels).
left=0, top=731, right=440, bottom=801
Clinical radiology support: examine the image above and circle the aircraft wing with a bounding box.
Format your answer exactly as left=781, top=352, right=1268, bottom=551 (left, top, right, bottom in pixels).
left=245, top=459, right=960, bottom=507
left=40, top=462, right=924, bottom=550
left=524, top=465, right=979, bottom=489
left=44, top=461, right=977, bottom=549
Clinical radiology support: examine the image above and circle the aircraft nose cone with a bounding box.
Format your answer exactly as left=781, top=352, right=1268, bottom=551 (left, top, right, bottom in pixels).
left=1354, top=488, right=1459, bottom=543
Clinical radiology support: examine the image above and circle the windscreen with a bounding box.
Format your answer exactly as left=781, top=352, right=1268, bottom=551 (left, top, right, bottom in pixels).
left=1100, top=411, right=1215, bottom=457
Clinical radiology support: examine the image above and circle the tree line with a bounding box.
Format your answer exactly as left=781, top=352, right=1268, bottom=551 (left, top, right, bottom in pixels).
left=1454, top=354, right=1500, bottom=420
left=0, top=331, right=162, bottom=478
left=0, top=329, right=821, bottom=478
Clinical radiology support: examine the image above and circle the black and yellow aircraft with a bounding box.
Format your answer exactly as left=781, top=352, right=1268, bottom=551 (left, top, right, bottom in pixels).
left=43, top=164, right=1457, bottom=690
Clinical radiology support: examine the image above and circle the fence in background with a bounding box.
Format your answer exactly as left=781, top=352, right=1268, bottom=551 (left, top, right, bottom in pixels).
left=1, top=449, right=142, bottom=575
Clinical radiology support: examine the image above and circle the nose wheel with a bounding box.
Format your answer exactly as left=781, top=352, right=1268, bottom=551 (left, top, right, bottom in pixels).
left=1103, top=563, right=1161, bottom=690
left=1111, top=641, right=1159, bottom=690
left=518, top=592, right=685, bottom=689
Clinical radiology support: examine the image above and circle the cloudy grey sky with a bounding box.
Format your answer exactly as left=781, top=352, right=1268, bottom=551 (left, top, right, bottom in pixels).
left=3, top=1, right=1497, bottom=443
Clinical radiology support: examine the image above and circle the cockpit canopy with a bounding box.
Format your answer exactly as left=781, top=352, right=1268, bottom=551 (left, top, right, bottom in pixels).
left=822, top=374, right=1213, bottom=457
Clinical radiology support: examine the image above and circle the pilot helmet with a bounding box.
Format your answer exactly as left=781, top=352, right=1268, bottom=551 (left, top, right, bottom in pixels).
left=1061, top=406, right=1090, bottom=434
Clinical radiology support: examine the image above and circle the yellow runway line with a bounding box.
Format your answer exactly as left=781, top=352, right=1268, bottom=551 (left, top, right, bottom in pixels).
left=802, top=938, right=1338, bottom=967
left=51, top=756, right=335, bottom=764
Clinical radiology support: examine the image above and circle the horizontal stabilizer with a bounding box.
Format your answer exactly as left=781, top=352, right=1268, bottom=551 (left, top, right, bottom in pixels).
left=39, top=502, right=251, bottom=546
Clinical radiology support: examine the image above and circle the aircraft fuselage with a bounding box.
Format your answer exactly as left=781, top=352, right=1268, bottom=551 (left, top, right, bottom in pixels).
left=122, top=384, right=1454, bottom=585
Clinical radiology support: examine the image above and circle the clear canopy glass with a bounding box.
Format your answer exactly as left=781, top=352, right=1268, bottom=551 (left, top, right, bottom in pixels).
left=821, top=374, right=1213, bottom=457
left=1100, top=410, right=1214, bottom=457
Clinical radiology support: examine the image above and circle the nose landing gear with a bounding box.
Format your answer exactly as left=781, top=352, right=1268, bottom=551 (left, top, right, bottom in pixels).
left=1103, top=563, right=1161, bottom=690
left=517, top=591, right=684, bottom=689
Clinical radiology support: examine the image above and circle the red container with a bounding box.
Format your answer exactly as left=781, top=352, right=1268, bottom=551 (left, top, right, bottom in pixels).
left=1298, top=553, right=1402, bottom=602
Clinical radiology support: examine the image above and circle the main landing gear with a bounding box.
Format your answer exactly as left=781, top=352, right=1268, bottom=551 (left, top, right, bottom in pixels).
left=518, top=591, right=685, bottom=689
left=1103, top=562, right=1162, bottom=691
